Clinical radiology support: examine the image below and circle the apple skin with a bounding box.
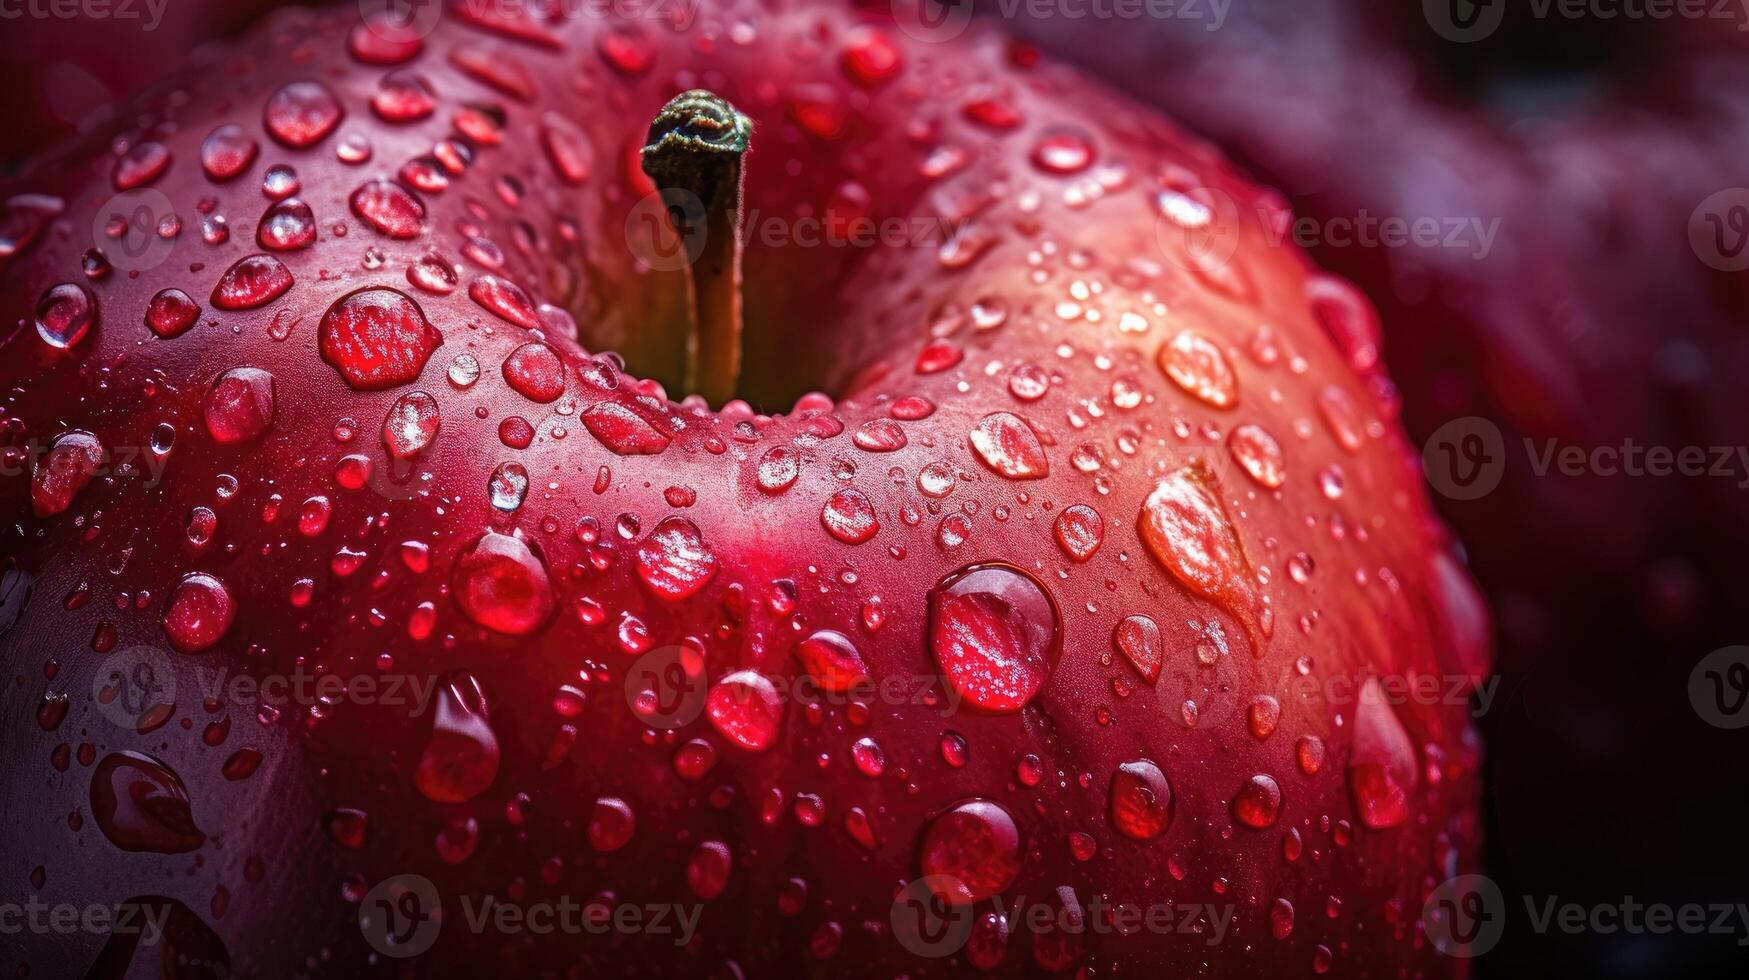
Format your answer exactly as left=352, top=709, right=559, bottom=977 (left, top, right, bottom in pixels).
left=0, top=2, right=1488, bottom=975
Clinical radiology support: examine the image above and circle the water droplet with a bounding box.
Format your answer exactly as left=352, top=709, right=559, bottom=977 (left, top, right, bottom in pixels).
left=1231, top=774, right=1282, bottom=828
left=372, top=70, right=437, bottom=122
left=821, top=488, right=878, bottom=544
left=842, top=28, right=901, bottom=86
left=211, top=254, right=293, bottom=310
left=256, top=198, right=316, bottom=251
left=686, top=840, right=731, bottom=899
left=113, top=141, right=170, bottom=190
left=796, top=630, right=868, bottom=691
left=756, top=447, right=799, bottom=493
left=452, top=531, right=554, bottom=635
left=1137, top=463, right=1255, bottom=624
left=162, top=572, right=235, bottom=653
left=264, top=81, right=343, bottom=148
left=929, top=563, right=1060, bottom=713
left=145, top=288, right=200, bottom=339
left=589, top=797, right=636, bottom=851
left=636, top=517, right=716, bottom=600
left=29, top=431, right=103, bottom=517
left=1031, top=129, right=1094, bottom=174
left=203, top=367, right=275, bottom=443
left=1348, top=679, right=1418, bottom=829
left=349, top=179, right=425, bottom=239
left=415, top=672, right=500, bottom=803
left=1109, top=760, right=1172, bottom=840
left=383, top=391, right=440, bottom=458
left=502, top=342, right=567, bottom=403
left=1227, top=423, right=1285, bottom=488
left=469, top=274, right=540, bottom=328
left=1113, top=614, right=1162, bottom=683
left=540, top=111, right=592, bottom=185
left=488, top=461, right=529, bottom=512
left=1053, top=505, right=1103, bottom=562
left=34, top=282, right=96, bottom=349
left=706, top=670, right=783, bottom=751
left=317, top=287, right=443, bottom=390
left=1160, top=330, right=1238, bottom=408
left=91, top=751, right=205, bottom=853
left=969, top=412, right=1049, bottom=479
left=200, top=124, right=257, bottom=180
left=918, top=799, right=1022, bottom=904
left=582, top=401, right=670, bottom=455
left=349, top=12, right=424, bottom=64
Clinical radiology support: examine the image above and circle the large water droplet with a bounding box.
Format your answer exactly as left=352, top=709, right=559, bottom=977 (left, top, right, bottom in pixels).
left=1160, top=329, right=1238, bottom=408
left=1109, top=759, right=1172, bottom=840
left=796, top=630, right=868, bottom=692
left=1137, top=462, right=1255, bottom=624
left=502, top=342, right=566, bottom=403
left=264, top=81, right=343, bottom=148
left=383, top=390, right=440, bottom=458
left=468, top=274, right=540, bottom=328
left=31, top=430, right=104, bottom=517
left=1227, top=423, right=1285, bottom=489
left=969, top=412, right=1049, bottom=479
left=929, top=563, right=1060, bottom=713
left=821, top=488, right=879, bottom=544
left=1113, top=614, right=1162, bottom=683
left=91, top=751, right=205, bottom=853
left=34, top=282, right=96, bottom=349
left=1231, top=774, right=1282, bottom=828
left=918, top=799, right=1022, bottom=904
left=145, top=288, right=200, bottom=339
left=635, top=517, right=716, bottom=600
left=452, top=531, right=554, bottom=635
left=317, top=287, right=443, bottom=390
left=203, top=367, right=275, bottom=443
left=706, top=670, right=783, bottom=751
left=581, top=401, right=671, bottom=455
left=415, top=671, right=500, bottom=803
left=162, top=572, right=234, bottom=653
left=1348, top=679, right=1418, bottom=829
left=200, top=124, right=258, bottom=181
left=257, top=198, right=316, bottom=251
left=349, top=179, right=425, bottom=239
left=112, top=141, right=170, bottom=190
left=211, top=254, right=293, bottom=310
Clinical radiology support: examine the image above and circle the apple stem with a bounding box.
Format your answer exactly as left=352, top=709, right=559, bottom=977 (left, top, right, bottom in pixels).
left=642, top=89, right=752, bottom=407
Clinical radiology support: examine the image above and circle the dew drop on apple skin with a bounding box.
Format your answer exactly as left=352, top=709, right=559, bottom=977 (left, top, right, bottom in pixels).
left=918, top=798, right=1023, bottom=904
left=91, top=751, right=206, bottom=853
left=928, top=563, right=1061, bottom=713
left=414, top=671, right=501, bottom=804
left=1109, top=759, right=1172, bottom=840
left=705, top=670, right=783, bottom=751
left=34, top=282, right=96, bottom=349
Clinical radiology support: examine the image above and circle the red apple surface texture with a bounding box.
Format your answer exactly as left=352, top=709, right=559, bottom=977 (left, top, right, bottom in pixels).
left=0, top=2, right=1490, bottom=975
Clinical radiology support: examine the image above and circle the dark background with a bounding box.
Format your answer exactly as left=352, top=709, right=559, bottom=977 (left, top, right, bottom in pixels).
left=5, top=1, right=1747, bottom=975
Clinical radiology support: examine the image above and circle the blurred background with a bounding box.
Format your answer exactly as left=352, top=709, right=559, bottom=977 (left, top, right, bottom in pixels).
left=5, top=1, right=1748, bottom=975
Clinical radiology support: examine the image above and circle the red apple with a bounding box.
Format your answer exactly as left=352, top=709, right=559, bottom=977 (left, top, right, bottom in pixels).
left=0, top=2, right=1489, bottom=975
